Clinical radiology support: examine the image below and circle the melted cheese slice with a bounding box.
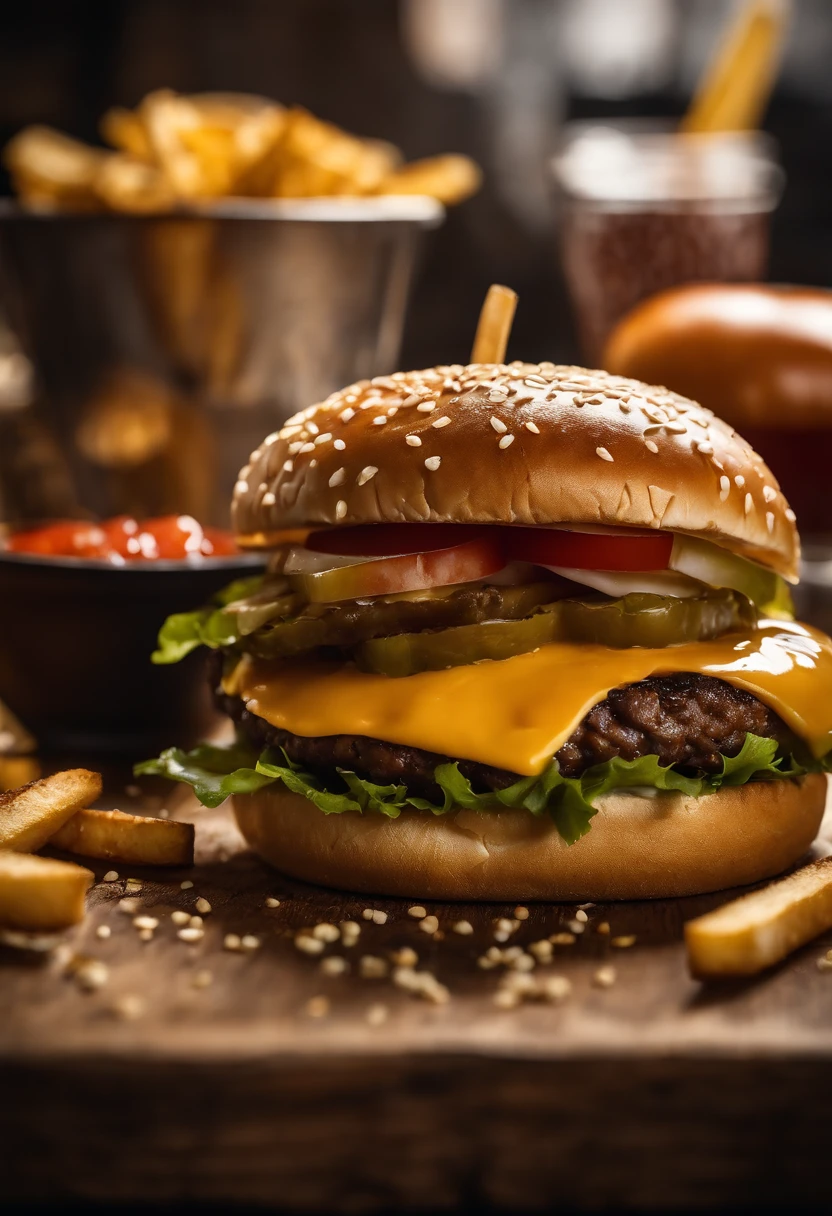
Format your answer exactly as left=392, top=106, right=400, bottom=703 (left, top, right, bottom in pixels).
left=225, top=619, right=832, bottom=776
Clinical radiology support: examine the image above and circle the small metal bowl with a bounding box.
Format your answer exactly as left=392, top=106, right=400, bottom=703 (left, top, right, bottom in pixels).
left=0, top=552, right=262, bottom=755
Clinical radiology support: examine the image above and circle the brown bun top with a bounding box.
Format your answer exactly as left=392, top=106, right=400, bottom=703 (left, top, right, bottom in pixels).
left=233, top=361, right=798, bottom=579
left=603, top=283, right=832, bottom=431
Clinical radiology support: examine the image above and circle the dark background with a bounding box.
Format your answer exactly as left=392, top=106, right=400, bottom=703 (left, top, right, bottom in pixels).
left=0, top=0, right=829, bottom=368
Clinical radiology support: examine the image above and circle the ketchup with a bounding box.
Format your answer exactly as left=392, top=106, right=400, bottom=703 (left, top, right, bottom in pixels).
left=6, top=515, right=238, bottom=562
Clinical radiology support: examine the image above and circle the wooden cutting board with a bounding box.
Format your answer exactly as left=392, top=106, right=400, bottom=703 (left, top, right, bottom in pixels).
left=3, top=762, right=832, bottom=1211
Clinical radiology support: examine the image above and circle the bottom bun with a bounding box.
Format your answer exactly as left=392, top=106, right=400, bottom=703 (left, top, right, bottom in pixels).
left=233, top=775, right=828, bottom=901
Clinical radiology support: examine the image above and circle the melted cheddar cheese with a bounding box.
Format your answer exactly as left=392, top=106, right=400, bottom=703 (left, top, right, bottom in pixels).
left=224, top=619, right=832, bottom=776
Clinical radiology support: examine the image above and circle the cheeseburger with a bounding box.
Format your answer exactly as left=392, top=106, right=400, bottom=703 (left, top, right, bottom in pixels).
left=140, top=355, right=832, bottom=900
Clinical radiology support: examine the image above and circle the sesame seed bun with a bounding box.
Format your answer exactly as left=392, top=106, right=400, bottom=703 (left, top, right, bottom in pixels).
left=232, top=363, right=798, bottom=580
left=232, top=774, right=826, bottom=901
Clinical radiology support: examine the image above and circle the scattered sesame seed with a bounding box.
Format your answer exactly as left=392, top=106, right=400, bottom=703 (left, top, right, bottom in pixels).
left=514, top=906, right=530, bottom=920
left=118, top=897, right=140, bottom=914
left=306, top=421, right=319, bottom=435
left=645, top=440, right=659, bottom=453
left=312, top=922, right=340, bottom=943
left=816, top=956, right=832, bottom=972
left=432, top=415, right=451, bottom=428
left=372, top=415, right=387, bottom=426
left=408, top=905, right=427, bottom=919
left=575, top=909, right=588, bottom=924
left=495, top=918, right=518, bottom=937
left=549, top=932, right=576, bottom=946
left=490, top=416, right=507, bottom=433
left=498, top=433, right=515, bottom=449
left=102, top=870, right=119, bottom=883
left=295, top=933, right=325, bottom=956
left=372, top=910, right=388, bottom=925
left=181, top=880, right=194, bottom=890
left=73, top=958, right=110, bottom=991
left=734, top=474, right=745, bottom=488
left=763, top=485, right=777, bottom=503
left=542, top=976, right=572, bottom=1003
left=125, top=877, right=142, bottom=890
left=171, top=910, right=190, bottom=926
left=593, top=965, right=617, bottom=988
left=321, top=956, right=348, bottom=976
left=419, top=915, right=440, bottom=934
left=766, top=511, right=775, bottom=534
left=361, top=908, right=375, bottom=921
left=223, top=934, right=242, bottom=952
left=405, top=434, right=422, bottom=447
left=189, top=915, right=203, bottom=928
left=314, top=433, right=332, bottom=445
left=359, top=955, right=388, bottom=979
left=177, top=927, right=204, bottom=944
left=424, top=456, right=441, bottom=471
left=567, top=919, right=585, bottom=935
left=719, top=476, right=730, bottom=501
left=528, top=940, right=553, bottom=963
left=328, top=468, right=345, bottom=487
left=95, top=924, right=111, bottom=940
left=744, top=492, right=753, bottom=515
left=336, top=500, right=347, bottom=520
left=524, top=421, right=540, bottom=434
left=240, top=935, right=260, bottom=953
left=137, top=927, right=154, bottom=942
left=265, top=897, right=281, bottom=909
left=133, top=916, right=158, bottom=931
left=234, top=480, right=249, bottom=495
left=611, top=935, right=637, bottom=948
left=195, top=898, right=212, bottom=915
left=452, top=920, right=474, bottom=936
left=192, top=969, right=213, bottom=989
left=391, top=947, right=419, bottom=968
left=299, top=442, right=315, bottom=454
left=366, top=1003, right=389, bottom=1026
left=596, top=447, right=613, bottom=462
left=596, top=921, right=611, bottom=935
left=334, top=439, right=346, bottom=451
left=306, top=995, right=330, bottom=1018
left=340, top=920, right=361, bottom=947
left=417, top=402, right=436, bottom=413
left=339, top=407, right=355, bottom=422
left=786, top=508, right=796, bottom=522
left=392, top=966, right=450, bottom=1004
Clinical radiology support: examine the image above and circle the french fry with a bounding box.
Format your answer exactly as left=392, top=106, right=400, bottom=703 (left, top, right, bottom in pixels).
left=3, top=126, right=105, bottom=210
left=470, top=284, right=518, bottom=364
left=0, top=851, right=92, bottom=931
left=269, top=108, right=400, bottom=198
left=94, top=153, right=176, bottom=214
left=685, top=857, right=832, bottom=978
left=379, top=153, right=482, bottom=206
left=100, top=105, right=153, bottom=160
left=50, top=807, right=194, bottom=867
left=0, top=769, right=102, bottom=853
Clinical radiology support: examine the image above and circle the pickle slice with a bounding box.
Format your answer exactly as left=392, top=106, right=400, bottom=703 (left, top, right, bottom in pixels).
left=355, top=590, right=757, bottom=677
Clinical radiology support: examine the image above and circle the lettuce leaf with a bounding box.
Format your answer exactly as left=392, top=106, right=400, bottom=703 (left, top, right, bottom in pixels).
left=136, top=731, right=823, bottom=846
left=151, top=575, right=264, bottom=664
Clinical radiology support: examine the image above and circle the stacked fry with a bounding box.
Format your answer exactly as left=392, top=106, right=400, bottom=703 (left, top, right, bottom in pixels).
left=4, top=89, right=481, bottom=213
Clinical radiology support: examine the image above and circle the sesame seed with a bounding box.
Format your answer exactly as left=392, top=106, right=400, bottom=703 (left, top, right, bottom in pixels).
left=264, top=432, right=279, bottom=445
left=763, top=485, right=777, bottom=503
left=288, top=441, right=303, bottom=453
left=312, top=922, right=340, bottom=943
left=372, top=415, right=387, bottom=426
left=549, top=932, right=575, bottom=946
left=786, top=508, right=796, bottom=522
left=499, top=434, right=514, bottom=449
left=372, top=910, right=388, bottom=925
left=177, top=927, right=203, bottom=943
left=542, top=976, right=572, bottom=1003
left=181, top=880, right=194, bottom=890
left=118, top=897, right=140, bottom=914
left=596, top=922, right=611, bottom=935
left=744, top=492, right=753, bottom=515
left=308, top=459, right=317, bottom=468
left=265, top=897, right=280, bottom=908
left=171, top=910, right=190, bottom=926
left=490, top=416, right=507, bottom=433
left=189, top=915, right=203, bottom=928
left=644, top=439, right=659, bottom=453
left=125, top=877, right=142, bottom=890
left=488, top=389, right=508, bottom=403
left=611, top=935, right=637, bottom=948
left=95, top=924, right=111, bottom=939
left=133, top=916, right=158, bottom=931
left=408, top=905, right=427, bottom=919
left=328, top=468, right=345, bottom=487
left=305, top=995, right=330, bottom=1018
left=340, top=920, right=361, bottom=947
left=282, top=460, right=293, bottom=473
left=240, top=935, right=260, bottom=953
left=424, top=456, right=441, bottom=471
left=401, top=393, right=422, bottom=407
left=567, top=919, right=585, bottom=935
left=74, top=959, right=109, bottom=991
left=452, top=920, right=474, bottom=935
left=340, top=407, right=355, bottom=422
left=299, top=442, right=315, bottom=454
left=359, top=955, right=388, bottom=979
left=223, top=934, right=242, bottom=952
left=405, top=434, right=422, bottom=447
left=766, top=511, right=775, bottom=533
left=575, top=909, right=588, bottom=923
left=593, top=965, right=617, bottom=988
left=334, top=438, right=346, bottom=450
left=234, top=480, right=248, bottom=494
left=524, top=421, right=540, bottom=434
left=102, top=870, right=119, bottom=883
left=306, top=421, right=319, bottom=435
left=695, top=441, right=713, bottom=455
left=314, top=433, right=332, bottom=445
left=391, top=946, right=419, bottom=968
left=529, top=940, right=553, bottom=963
left=719, top=476, right=730, bottom=501
left=336, top=500, right=347, bottom=520
left=262, top=492, right=276, bottom=506
left=417, top=402, right=436, bottom=413
left=295, top=934, right=324, bottom=956
left=432, top=415, right=451, bottom=429
left=596, top=447, right=613, bottom=462
left=419, top=915, right=440, bottom=934
left=361, top=908, right=375, bottom=921
left=321, top=956, right=348, bottom=976
left=357, top=466, right=378, bottom=486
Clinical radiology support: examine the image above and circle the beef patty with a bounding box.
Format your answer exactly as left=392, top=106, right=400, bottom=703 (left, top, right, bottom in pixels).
left=217, top=672, right=791, bottom=801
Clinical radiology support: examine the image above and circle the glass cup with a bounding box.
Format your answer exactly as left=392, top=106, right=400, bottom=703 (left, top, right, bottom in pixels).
left=552, top=121, right=784, bottom=365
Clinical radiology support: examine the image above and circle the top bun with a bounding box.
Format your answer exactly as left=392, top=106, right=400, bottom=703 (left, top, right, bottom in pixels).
left=232, top=362, right=798, bottom=580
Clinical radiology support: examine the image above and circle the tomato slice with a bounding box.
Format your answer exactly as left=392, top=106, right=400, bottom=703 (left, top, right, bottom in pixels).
left=287, top=537, right=505, bottom=603
left=508, top=527, right=673, bottom=572
left=306, top=523, right=488, bottom=558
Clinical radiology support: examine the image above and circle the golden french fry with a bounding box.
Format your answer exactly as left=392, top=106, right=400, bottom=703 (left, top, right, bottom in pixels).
left=0, top=851, right=92, bottom=931
left=100, top=106, right=153, bottom=159
left=685, top=857, right=832, bottom=978
left=0, top=769, right=102, bottom=853
left=4, top=126, right=105, bottom=210
left=269, top=108, right=400, bottom=198
left=95, top=153, right=176, bottom=214
left=50, top=807, right=194, bottom=867
left=379, top=154, right=481, bottom=206
left=471, top=284, right=518, bottom=364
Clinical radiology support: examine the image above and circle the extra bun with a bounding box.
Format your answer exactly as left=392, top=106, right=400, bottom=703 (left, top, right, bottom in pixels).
left=603, top=283, right=832, bottom=431
left=233, top=775, right=825, bottom=901
left=233, top=362, right=798, bottom=579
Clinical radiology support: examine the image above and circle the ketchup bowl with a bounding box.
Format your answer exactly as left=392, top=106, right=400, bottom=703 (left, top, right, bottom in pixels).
left=0, top=515, right=263, bottom=755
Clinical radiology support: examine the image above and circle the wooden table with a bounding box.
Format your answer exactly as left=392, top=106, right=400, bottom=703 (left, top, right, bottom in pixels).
left=3, top=762, right=832, bottom=1212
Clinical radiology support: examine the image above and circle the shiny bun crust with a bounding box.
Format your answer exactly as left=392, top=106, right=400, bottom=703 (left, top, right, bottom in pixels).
left=233, top=363, right=798, bottom=579
left=233, top=775, right=825, bottom=901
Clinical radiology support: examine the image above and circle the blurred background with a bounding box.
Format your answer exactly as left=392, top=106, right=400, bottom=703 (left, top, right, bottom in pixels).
left=0, top=0, right=828, bottom=367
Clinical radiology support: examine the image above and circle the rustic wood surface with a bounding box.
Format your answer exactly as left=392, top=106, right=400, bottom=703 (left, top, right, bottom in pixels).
left=3, top=757, right=832, bottom=1211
